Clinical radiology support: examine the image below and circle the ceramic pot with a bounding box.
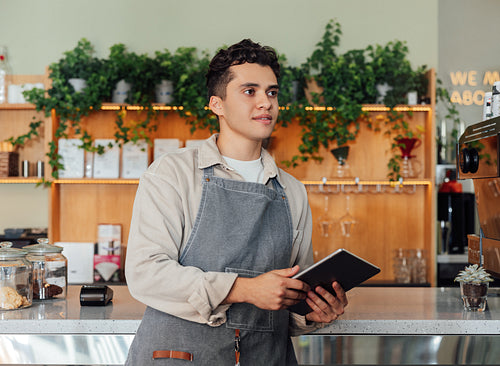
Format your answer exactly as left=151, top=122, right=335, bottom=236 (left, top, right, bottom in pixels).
left=68, top=78, right=87, bottom=93
left=155, top=80, right=174, bottom=104
left=112, top=79, right=132, bottom=104
left=376, top=83, right=393, bottom=104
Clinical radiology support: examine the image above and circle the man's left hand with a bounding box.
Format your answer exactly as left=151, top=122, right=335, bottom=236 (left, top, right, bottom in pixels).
left=304, top=281, right=348, bottom=323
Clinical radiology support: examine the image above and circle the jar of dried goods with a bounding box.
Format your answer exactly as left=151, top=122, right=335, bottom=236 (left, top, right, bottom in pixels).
left=0, top=241, right=33, bottom=309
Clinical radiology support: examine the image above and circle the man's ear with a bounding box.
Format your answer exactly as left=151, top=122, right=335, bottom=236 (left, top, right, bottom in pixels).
left=209, top=96, right=223, bottom=116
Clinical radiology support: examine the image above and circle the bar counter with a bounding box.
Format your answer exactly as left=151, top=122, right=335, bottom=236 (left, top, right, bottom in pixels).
left=0, top=286, right=499, bottom=365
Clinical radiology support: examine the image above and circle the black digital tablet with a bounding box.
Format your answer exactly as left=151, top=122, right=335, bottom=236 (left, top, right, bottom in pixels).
left=288, top=248, right=380, bottom=315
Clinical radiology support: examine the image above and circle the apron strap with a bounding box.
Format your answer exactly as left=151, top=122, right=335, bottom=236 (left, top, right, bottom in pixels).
left=152, top=350, right=193, bottom=361
left=234, top=329, right=241, bottom=365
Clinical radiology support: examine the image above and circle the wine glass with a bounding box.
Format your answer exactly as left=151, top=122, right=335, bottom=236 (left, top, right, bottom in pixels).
left=339, top=195, right=356, bottom=237
left=317, top=194, right=333, bottom=238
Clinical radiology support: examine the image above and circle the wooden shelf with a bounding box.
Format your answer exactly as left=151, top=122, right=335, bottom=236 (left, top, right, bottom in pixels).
left=1, top=70, right=437, bottom=285
left=0, top=177, right=43, bottom=184
left=53, top=179, right=139, bottom=185
left=0, top=103, right=37, bottom=110
left=302, top=179, right=432, bottom=186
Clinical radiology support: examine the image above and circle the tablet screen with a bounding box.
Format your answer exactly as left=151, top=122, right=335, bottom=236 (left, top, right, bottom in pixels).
left=288, top=249, right=380, bottom=315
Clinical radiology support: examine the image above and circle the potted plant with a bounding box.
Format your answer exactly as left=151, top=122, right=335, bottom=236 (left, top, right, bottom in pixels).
left=56, top=38, right=102, bottom=93
left=152, top=49, right=175, bottom=104
left=302, top=18, right=341, bottom=106
left=105, top=43, right=152, bottom=104
left=174, top=47, right=217, bottom=133
left=455, top=264, right=494, bottom=311
left=367, top=41, right=428, bottom=107
left=283, top=20, right=373, bottom=167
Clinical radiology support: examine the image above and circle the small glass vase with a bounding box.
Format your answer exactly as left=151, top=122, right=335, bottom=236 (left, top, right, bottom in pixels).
left=460, top=282, right=488, bottom=312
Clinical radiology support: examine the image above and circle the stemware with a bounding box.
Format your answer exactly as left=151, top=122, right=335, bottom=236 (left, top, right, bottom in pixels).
left=339, top=195, right=356, bottom=237
left=317, top=194, right=333, bottom=238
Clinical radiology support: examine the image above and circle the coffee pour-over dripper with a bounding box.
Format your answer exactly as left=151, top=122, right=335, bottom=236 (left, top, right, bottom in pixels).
left=397, top=137, right=422, bottom=178
left=330, top=146, right=352, bottom=178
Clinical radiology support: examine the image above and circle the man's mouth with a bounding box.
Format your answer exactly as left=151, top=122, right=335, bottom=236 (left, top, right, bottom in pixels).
left=253, top=114, right=273, bottom=123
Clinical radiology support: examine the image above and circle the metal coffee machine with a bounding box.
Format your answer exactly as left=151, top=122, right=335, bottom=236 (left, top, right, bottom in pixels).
left=457, top=116, right=500, bottom=278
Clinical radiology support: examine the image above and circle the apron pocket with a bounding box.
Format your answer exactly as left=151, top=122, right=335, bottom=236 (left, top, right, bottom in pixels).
left=225, top=267, right=274, bottom=332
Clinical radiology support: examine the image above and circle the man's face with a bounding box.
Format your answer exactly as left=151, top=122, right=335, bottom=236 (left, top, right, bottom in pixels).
left=210, top=63, right=279, bottom=143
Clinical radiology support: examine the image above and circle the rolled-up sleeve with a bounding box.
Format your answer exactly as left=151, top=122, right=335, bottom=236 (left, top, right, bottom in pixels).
left=125, top=160, right=238, bottom=325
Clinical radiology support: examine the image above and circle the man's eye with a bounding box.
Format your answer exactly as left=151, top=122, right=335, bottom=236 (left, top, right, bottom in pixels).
left=268, top=90, right=278, bottom=97
left=244, top=89, right=255, bottom=95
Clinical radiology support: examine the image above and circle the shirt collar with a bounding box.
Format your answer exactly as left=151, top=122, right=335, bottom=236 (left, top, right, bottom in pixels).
left=197, top=134, right=285, bottom=188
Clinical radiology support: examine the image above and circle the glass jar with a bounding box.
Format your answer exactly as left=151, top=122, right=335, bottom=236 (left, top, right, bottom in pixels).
left=0, top=242, right=33, bottom=310
left=23, top=238, right=67, bottom=300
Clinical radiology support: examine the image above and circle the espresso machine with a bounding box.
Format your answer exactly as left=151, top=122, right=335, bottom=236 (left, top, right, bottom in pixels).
left=457, top=116, right=500, bottom=278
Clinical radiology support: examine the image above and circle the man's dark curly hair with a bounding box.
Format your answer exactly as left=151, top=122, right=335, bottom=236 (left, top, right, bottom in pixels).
left=206, top=39, right=280, bottom=100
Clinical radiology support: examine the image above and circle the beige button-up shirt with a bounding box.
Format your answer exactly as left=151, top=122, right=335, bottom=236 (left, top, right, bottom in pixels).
left=126, top=134, right=321, bottom=335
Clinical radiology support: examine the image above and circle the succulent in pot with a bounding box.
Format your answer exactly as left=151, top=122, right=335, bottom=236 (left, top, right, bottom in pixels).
left=455, top=264, right=494, bottom=312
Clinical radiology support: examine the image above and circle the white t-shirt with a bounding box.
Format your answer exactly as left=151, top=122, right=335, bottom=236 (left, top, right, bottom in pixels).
left=222, top=155, right=264, bottom=183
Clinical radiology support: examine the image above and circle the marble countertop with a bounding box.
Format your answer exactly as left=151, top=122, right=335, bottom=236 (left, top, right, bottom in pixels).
left=1, top=286, right=499, bottom=335
left=0, top=285, right=146, bottom=334
left=316, top=287, right=500, bottom=335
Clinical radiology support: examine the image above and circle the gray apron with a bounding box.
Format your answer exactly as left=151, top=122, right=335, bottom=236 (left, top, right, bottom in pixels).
left=126, top=165, right=298, bottom=365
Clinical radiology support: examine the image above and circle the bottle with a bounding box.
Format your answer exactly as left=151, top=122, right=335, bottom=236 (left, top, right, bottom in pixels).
left=0, top=46, right=11, bottom=104
left=491, top=81, right=500, bottom=118
left=483, top=91, right=493, bottom=121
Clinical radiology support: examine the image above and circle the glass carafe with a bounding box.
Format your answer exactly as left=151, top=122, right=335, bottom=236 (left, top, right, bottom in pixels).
left=401, top=156, right=422, bottom=178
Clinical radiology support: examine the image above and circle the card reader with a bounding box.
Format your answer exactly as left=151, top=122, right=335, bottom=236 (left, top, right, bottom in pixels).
left=80, top=285, right=114, bottom=306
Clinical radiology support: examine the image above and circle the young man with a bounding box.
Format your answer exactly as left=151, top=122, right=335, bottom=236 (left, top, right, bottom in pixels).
left=125, top=39, right=347, bottom=365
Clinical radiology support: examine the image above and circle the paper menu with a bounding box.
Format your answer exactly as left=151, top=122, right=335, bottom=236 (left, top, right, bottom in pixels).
left=122, top=140, right=149, bottom=178
left=58, top=139, right=84, bottom=178
left=93, top=139, right=120, bottom=178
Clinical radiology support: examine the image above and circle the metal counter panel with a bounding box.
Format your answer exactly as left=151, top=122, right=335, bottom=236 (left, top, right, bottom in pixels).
left=1, top=286, right=500, bottom=364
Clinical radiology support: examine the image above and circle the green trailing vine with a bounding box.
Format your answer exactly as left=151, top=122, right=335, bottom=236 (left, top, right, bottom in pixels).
left=6, top=21, right=447, bottom=183
left=6, top=117, right=43, bottom=147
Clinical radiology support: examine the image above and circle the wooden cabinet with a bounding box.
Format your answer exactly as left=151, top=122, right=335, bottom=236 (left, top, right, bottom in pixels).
left=2, top=72, right=437, bottom=285
left=47, top=110, right=212, bottom=248
left=0, top=74, right=51, bottom=182
left=0, top=74, right=51, bottom=233
left=286, top=104, right=436, bottom=284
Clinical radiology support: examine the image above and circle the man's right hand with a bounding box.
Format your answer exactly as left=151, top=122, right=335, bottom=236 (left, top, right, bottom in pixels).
left=223, top=265, right=310, bottom=310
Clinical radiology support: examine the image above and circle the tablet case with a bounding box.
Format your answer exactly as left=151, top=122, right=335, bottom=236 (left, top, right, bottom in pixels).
left=288, top=249, right=380, bottom=315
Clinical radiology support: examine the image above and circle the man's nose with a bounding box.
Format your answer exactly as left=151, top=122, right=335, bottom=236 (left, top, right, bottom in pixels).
left=257, top=92, right=272, bottom=109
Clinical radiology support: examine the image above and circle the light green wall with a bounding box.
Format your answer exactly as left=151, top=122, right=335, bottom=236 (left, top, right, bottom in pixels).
left=1, top=0, right=438, bottom=74
left=0, top=0, right=438, bottom=233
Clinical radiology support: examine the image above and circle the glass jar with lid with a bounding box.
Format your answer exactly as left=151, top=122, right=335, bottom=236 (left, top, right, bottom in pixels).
left=23, top=238, right=67, bottom=300
left=0, top=241, right=33, bottom=310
